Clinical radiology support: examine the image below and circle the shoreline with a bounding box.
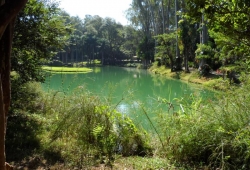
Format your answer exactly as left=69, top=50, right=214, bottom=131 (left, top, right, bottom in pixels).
left=148, top=65, right=229, bottom=91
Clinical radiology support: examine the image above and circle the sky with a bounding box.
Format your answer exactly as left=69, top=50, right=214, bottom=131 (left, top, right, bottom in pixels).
left=59, top=0, right=132, bottom=25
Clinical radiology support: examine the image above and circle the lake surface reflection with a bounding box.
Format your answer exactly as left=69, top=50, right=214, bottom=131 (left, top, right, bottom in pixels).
left=43, top=66, right=212, bottom=130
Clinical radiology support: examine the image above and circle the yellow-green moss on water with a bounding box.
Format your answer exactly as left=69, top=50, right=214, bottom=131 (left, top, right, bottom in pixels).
left=42, top=66, right=93, bottom=74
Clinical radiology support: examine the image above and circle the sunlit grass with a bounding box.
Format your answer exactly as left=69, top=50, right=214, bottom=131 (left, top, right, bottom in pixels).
left=149, top=65, right=204, bottom=83
left=149, top=63, right=230, bottom=91
left=42, top=66, right=92, bottom=73
left=113, top=156, right=175, bottom=169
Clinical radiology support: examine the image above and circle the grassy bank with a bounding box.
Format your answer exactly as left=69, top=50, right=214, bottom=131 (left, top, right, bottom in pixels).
left=42, top=66, right=93, bottom=73
left=149, top=64, right=212, bottom=83
left=148, top=63, right=236, bottom=91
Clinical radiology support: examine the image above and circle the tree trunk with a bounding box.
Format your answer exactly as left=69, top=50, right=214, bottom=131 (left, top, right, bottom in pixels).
left=184, top=47, right=190, bottom=73
left=146, top=0, right=157, bottom=36
left=166, top=0, right=171, bottom=33
left=102, top=51, right=104, bottom=65
left=0, top=0, right=28, bottom=169
left=199, top=13, right=208, bottom=69
left=161, top=0, right=165, bottom=34
left=0, top=20, right=13, bottom=170
left=0, top=75, right=5, bottom=170
left=175, top=0, right=182, bottom=70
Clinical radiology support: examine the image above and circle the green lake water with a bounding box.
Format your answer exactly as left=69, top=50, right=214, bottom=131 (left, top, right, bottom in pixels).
left=42, top=66, right=213, bottom=130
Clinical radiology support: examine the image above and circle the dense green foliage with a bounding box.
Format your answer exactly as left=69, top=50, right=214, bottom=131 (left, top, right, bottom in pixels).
left=125, top=0, right=250, bottom=73
left=7, top=83, right=152, bottom=168
left=12, top=0, right=72, bottom=84
left=7, top=82, right=43, bottom=161
left=184, top=0, right=250, bottom=71
left=45, top=89, right=151, bottom=166
left=155, top=33, right=177, bottom=71
left=156, top=82, right=250, bottom=169
left=137, top=36, right=155, bottom=67
left=15, top=0, right=247, bottom=75
left=29, top=0, right=249, bottom=74
left=52, top=15, right=143, bottom=66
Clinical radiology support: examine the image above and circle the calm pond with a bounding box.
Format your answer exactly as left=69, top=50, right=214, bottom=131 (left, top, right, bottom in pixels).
left=42, top=66, right=212, bottom=130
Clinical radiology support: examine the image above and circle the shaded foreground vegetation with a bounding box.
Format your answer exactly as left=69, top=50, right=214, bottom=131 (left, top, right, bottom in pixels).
left=6, top=78, right=250, bottom=169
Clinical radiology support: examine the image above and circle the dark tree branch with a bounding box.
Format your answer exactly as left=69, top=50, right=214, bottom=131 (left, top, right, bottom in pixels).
left=0, top=0, right=28, bottom=38
left=0, top=0, right=28, bottom=169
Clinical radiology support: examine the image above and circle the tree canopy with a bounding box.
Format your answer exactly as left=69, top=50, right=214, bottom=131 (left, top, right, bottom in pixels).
left=12, top=0, right=72, bottom=84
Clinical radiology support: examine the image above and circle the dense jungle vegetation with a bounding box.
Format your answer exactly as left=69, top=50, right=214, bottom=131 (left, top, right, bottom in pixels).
left=1, top=0, right=250, bottom=169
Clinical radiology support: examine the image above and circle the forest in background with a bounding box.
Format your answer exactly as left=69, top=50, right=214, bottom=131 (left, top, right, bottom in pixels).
left=10, top=0, right=250, bottom=80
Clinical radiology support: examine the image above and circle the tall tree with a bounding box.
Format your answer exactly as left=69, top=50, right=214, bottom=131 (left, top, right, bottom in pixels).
left=185, top=0, right=250, bottom=70
left=121, top=25, right=142, bottom=59
left=100, top=18, right=124, bottom=64
left=174, top=0, right=181, bottom=70
left=0, top=0, right=28, bottom=169
left=155, top=33, right=176, bottom=71
left=137, top=36, right=155, bottom=67
left=127, top=0, right=152, bottom=37
left=83, top=15, right=104, bottom=64
left=12, top=0, right=71, bottom=83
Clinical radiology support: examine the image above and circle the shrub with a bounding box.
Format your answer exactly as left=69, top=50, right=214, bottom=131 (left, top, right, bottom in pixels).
left=6, top=82, right=44, bottom=161
left=199, top=64, right=211, bottom=76
left=157, top=83, right=250, bottom=169
left=42, top=88, right=151, bottom=168
left=7, top=81, right=151, bottom=168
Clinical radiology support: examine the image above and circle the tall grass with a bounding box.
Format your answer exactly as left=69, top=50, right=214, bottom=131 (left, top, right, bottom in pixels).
left=156, top=82, right=250, bottom=169
left=7, top=80, right=152, bottom=168
left=40, top=87, right=151, bottom=168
